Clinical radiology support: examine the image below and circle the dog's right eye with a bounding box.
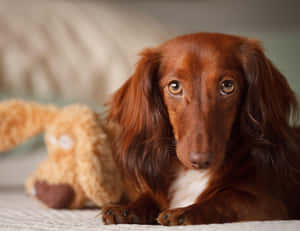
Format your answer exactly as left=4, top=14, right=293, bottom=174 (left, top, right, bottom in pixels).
left=168, top=80, right=183, bottom=96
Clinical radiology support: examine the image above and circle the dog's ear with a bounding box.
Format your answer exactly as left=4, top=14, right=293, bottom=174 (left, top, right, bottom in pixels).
left=239, top=40, right=298, bottom=144
left=108, top=48, right=164, bottom=138
left=108, top=48, right=174, bottom=190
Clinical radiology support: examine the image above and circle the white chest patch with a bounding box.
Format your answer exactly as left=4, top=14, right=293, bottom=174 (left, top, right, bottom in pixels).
left=169, top=168, right=210, bottom=209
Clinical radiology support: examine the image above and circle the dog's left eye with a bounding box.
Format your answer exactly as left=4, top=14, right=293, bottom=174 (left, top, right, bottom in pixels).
left=168, top=80, right=183, bottom=96
left=220, top=80, right=235, bottom=95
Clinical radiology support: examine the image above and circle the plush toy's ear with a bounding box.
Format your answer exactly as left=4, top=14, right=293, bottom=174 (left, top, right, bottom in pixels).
left=0, top=99, right=58, bottom=151
left=74, top=107, right=123, bottom=206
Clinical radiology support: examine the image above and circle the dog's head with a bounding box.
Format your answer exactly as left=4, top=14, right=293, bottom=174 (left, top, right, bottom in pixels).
left=109, top=33, right=298, bottom=188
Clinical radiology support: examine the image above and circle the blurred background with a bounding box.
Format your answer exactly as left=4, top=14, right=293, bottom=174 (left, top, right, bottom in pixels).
left=0, top=0, right=299, bottom=187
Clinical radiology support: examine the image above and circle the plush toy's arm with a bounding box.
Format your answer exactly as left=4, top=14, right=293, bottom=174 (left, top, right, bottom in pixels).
left=0, top=99, right=58, bottom=151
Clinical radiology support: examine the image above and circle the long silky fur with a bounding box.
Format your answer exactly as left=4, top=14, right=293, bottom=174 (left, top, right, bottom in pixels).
left=108, top=49, right=176, bottom=193
left=239, top=40, right=300, bottom=184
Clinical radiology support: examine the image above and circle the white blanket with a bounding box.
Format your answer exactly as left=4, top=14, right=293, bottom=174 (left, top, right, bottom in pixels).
left=0, top=190, right=299, bottom=231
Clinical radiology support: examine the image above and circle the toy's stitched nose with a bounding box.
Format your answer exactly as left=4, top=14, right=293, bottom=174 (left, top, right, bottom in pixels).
left=34, top=181, right=74, bottom=209
left=189, top=152, right=213, bottom=169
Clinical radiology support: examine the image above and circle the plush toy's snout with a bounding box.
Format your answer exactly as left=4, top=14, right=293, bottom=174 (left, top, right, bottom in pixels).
left=34, top=181, right=75, bottom=209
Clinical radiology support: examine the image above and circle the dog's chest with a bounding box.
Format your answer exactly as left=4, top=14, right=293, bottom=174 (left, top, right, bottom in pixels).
left=169, top=169, right=210, bottom=209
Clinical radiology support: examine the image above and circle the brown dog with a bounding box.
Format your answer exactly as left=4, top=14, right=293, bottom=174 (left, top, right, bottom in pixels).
left=102, top=33, right=300, bottom=225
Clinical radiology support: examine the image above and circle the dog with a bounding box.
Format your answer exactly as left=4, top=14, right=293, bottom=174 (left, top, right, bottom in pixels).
left=102, top=33, right=300, bottom=225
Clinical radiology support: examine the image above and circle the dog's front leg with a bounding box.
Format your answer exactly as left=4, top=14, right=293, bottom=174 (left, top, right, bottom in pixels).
left=102, top=193, right=160, bottom=225
left=158, top=189, right=287, bottom=226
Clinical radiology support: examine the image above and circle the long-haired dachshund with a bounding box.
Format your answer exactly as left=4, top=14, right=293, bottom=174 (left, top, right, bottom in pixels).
left=102, top=33, right=300, bottom=225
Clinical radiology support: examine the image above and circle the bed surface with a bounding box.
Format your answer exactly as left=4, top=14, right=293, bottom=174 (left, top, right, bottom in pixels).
left=0, top=188, right=299, bottom=231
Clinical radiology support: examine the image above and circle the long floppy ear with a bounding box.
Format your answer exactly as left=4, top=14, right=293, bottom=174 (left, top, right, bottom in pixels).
left=239, top=40, right=299, bottom=164
left=0, top=99, right=58, bottom=151
left=108, top=48, right=174, bottom=191
left=108, top=48, right=163, bottom=134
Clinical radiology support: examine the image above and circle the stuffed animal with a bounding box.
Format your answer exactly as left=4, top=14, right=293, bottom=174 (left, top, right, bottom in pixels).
left=0, top=99, right=123, bottom=209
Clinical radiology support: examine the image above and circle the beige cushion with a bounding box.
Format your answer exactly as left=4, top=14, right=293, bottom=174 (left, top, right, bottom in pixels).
left=0, top=1, right=169, bottom=103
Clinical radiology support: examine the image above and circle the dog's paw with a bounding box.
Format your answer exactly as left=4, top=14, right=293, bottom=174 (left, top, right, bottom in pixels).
left=101, top=205, right=152, bottom=225
left=157, top=207, right=197, bottom=226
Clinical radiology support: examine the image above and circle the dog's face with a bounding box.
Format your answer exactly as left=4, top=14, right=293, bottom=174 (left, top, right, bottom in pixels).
left=110, top=33, right=296, bottom=182
left=159, top=35, right=245, bottom=169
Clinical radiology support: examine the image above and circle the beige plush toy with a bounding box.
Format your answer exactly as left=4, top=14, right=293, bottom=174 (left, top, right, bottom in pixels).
left=0, top=99, right=123, bottom=209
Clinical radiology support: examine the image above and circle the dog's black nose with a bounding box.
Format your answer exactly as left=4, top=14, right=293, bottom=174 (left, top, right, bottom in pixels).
left=189, top=152, right=213, bottom=169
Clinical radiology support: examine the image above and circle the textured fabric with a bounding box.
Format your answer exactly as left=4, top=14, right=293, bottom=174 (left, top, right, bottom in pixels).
left=0, top=191, right=300, bottom=231
left=0, top=148, right=46, bottom=186
left=0, top=0, right=169, bottom=103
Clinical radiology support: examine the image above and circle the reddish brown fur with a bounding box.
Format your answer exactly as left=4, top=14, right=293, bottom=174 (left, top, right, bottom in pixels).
left=102, top=33, right=300, bottom=225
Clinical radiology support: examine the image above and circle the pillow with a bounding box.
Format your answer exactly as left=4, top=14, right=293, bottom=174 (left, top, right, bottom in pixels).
left=0, top=0, right=170, bottom=104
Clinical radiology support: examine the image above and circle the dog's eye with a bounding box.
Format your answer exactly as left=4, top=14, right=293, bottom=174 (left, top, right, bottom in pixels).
left=220, top=80, right=235, bottom=95
left=168, top=80, right=183, bottom=96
